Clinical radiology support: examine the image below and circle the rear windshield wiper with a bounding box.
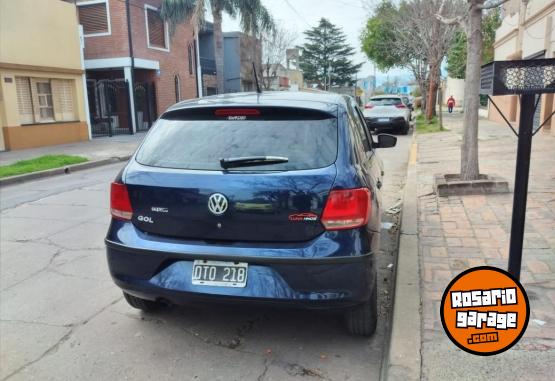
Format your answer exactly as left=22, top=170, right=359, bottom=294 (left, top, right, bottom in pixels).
left=220, top=156, right=288, bottom=169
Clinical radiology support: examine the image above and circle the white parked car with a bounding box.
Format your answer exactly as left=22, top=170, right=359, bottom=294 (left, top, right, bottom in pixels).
left=362, top=95, right=411, bottom=135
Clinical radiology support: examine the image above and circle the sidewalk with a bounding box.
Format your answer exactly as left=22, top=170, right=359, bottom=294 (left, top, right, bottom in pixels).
left=416, top=112, right=555, bottom=380
left=0, top=133, right=146, bottom=166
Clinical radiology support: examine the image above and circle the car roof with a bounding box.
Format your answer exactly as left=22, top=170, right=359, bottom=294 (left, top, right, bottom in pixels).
left=370, top=95, right=403, bottom=99
left=165, top=91, right=348, bottom=114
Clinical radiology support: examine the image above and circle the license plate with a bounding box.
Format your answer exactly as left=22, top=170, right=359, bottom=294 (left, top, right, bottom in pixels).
left=378, top=118, right=389, bottom=122
left=192, top=260, right=248, bottom=287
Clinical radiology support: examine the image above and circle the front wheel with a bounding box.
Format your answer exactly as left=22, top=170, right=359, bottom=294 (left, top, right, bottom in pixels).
left=344, top=281, right=378, bottom=336
left=123, top=292, right=163, bottom=312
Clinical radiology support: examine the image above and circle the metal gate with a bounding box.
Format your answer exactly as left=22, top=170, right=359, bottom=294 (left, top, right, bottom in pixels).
left=134, top=82, right=157, bottom=132
left=87, top=79, right=133, bottom=137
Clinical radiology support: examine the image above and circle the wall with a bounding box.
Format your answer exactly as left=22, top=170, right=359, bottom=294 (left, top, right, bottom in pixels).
left=199, top=28, right=215, bottom=60
left=0, top=0, right=89, bottom=150
left=83, top=0, right=197, bottom=114
left=82, top=0, right=129, bottom=60
left=239, top=33, right=261, bottom=91
left=0, top=0, right=82, bottom=70
left=443, top=77, right=465, bottom=108
left=0, top=69, right=88, bottom=150
left=130, top=1, right=197, bottom=113
left=224, top=35, right=241, bottom=93
left=489, top=0, right=555, bottom=134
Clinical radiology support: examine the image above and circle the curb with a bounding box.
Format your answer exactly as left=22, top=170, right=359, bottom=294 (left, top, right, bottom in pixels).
left=384, top=135, right=422, bottom=381
left=0, top=156, right=131, bottom=187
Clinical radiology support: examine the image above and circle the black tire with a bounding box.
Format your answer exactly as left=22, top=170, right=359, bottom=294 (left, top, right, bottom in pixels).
left=399, top=121, right=410, bottom=135
left=123, top=292, right=162, bottom=312
left=344, top=280, right=378, bottom=336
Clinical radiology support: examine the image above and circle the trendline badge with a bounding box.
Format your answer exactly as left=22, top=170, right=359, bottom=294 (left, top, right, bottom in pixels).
left=440, top=266, right=529, bottom=356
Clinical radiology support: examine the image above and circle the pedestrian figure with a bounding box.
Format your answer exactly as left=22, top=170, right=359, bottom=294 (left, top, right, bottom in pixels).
left=447, top=95, right=455, bottom=113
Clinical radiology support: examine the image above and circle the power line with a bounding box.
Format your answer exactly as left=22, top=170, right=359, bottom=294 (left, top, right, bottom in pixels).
left=284, top=0, right=311, bottom=27
left=321, top=0, right=366, bottom=10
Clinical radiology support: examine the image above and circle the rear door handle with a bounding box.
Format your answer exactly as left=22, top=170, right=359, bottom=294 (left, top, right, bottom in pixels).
left=377, top=180, right=382, bottom=189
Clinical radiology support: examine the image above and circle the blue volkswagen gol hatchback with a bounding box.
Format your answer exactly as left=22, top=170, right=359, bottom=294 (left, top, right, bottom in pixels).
left=106, top=91, right=396, bottom=336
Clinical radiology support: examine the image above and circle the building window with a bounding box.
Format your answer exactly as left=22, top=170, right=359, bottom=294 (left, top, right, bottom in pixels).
left=15, top=77, right=77, bottom=125
left=188, top=44, right=193, bottom=75
left=77, top=0, right=111, bottom=37
left=145, top=5, right=169, bottom=51
left=174, top=75, right=181, bottom=103
left=36, top=81, right=55, bottom=121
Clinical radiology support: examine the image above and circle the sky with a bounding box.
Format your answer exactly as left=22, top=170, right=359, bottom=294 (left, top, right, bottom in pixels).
left=213, top=0, right=413, bottom=85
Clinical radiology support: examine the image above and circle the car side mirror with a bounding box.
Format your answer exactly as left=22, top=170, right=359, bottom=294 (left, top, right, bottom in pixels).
left=374, top=134, right=397, bottom=148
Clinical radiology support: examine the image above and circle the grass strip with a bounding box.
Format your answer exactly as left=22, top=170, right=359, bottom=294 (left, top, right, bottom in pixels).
left=0, top=155, right=88, bottom=178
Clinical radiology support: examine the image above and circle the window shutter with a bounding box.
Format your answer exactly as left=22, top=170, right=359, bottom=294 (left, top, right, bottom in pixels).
left=15, top=77, right=34, bottom=124
left=52, top=79, right=76, bottom=121
left=78, top=3, right=109, bottom=35
left=51, top=80, right=63, bottom=121
left=147, top=9, right=166, bottom=48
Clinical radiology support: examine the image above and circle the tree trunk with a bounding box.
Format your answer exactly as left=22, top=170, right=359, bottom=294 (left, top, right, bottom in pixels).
left=426, top=62, right=439, bottom=121
left=212, top=7, right=225, bottom=94
left=421, top=85, right=427, bottom=113
left=420, top=77, right=428, bottom=113
left=460, top=1, right=482, bottom=180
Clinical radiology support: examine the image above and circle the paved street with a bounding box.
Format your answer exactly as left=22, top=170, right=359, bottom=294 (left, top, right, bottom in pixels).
left=0, top=133, right=412, bottom=381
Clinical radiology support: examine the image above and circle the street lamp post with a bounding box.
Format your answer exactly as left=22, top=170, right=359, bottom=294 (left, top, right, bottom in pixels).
left=480, top=58, right=555, bottom=280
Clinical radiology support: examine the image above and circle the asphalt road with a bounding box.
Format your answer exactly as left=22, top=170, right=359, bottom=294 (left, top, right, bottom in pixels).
left=0, top=133, right=412, bottom=381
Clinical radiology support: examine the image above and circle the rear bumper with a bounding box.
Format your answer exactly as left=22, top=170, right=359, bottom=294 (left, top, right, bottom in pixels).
left=105, top=225, right=377, bottom=309
left=365, top=117, right=406, bottom=131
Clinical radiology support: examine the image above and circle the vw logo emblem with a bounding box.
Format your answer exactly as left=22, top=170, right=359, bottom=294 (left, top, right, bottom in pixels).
left=208, top=193, right=228, bottom=215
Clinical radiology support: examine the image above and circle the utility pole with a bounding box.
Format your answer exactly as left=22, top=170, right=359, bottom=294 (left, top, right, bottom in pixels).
left=125, top=0, right=136, bottom=134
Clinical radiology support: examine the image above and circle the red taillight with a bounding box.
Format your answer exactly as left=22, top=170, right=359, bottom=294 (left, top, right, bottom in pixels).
left=215, top=108, right=260, bottom=117
left=364, top=104, right=374, bottom=109
left=321, top=188, right=371, bottom=230
left=395, top=104, right=407, bottom=108
left=110, top=182, right=133, bottom=220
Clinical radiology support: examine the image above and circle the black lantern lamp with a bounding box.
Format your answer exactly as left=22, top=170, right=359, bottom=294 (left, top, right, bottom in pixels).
left=480, top=58, right=555, bottom=279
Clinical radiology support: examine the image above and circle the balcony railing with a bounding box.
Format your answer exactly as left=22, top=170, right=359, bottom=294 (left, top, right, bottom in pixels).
left=200, top=57, right=216, bottom=75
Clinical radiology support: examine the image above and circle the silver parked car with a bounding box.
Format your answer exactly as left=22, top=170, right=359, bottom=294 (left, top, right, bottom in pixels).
left=362, top=95, right=411, bottom=135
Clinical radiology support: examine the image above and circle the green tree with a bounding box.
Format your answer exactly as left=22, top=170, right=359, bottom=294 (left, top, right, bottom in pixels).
left=161, top=0, right=274, bottom=94
left=447, top=31, right=466, bottom=79
left=298, top=18, right=362, bottom=89
left=446, top=8, right=501, bottom=79
left=360, top=1, right=404, bottom=71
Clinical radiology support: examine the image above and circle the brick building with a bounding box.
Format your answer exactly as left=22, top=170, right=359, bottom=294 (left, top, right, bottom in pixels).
left=199, top=22, right=262, bottom=95
left=488, top=0, right=555, bottom=135
left=77, top=0, right=198, bottom=136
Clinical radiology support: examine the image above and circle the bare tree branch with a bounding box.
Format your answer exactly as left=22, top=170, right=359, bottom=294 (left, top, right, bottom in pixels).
left=436, top=0, right=467, bottom=29
left=260, top=24, right=297, bottom=89
left=436, top=13, right=466, bottom=28
left=478, top=0, right=509, bottom=10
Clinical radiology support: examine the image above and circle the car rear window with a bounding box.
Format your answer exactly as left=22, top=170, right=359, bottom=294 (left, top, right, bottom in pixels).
left=135, top=117, right=338, bottom=171
left=370, top=97, right=402, bottom=106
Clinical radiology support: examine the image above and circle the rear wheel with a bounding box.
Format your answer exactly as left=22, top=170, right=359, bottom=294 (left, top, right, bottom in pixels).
left=123, top=292, right=162, bottom=312
left=344, top=279, right=378, bottom=336
left=399, top=121, right=410, bottom=135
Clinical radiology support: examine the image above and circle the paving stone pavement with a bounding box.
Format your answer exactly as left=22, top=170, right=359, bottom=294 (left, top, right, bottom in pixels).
left=416, top=112, right=555, bottom=379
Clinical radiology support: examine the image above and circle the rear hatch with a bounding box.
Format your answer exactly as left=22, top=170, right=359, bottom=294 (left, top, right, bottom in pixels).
left=125, top=106, right=338, bottom=243
left=364, top=97, right=405, bottom=117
